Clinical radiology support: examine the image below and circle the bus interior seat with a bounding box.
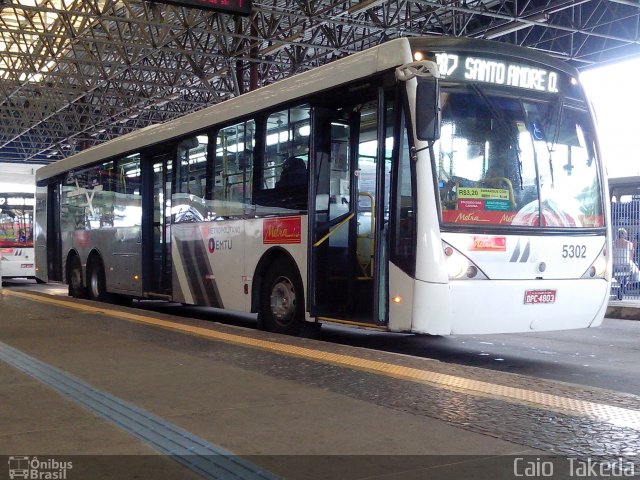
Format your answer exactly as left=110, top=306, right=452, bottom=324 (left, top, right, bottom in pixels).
left=276, top=157, right=307, bottom=188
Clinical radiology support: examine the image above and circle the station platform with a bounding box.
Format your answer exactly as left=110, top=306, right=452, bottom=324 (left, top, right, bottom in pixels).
left=607, top=299, right=640, bottom=321
left=1, top=286, right=640, bottom=479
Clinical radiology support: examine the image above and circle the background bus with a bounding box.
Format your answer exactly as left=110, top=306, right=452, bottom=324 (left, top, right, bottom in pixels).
left=0, top=192, right=35, bottom=280
left=34, top=36, right=610, bottom=336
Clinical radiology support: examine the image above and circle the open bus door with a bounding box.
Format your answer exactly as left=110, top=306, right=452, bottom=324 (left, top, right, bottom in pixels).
left=46, top=183, right=63, bottom=282
left=309, top=107, right=358, bottom=319
left=308, top=103, right=390, bottom=326
left=142, top=149, right=174, bottom=297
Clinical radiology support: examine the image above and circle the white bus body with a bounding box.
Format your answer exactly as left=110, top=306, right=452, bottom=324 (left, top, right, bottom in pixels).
left=0, top=193, right=35, bottom=280
left=35, top=37, right=610, bottom=335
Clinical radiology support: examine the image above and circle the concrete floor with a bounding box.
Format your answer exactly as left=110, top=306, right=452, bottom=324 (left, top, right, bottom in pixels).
left=1, top=285, right=637, bottom=479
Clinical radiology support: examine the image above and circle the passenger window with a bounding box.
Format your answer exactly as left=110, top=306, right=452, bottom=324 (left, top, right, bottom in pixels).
left=61, top=168, right=91, bottom=231
left=174, top=136, right=208, bottom=223
left=256, top=105, right=310, bottom=211
left=115, top=154, right=142, bottom=227
left=176, top=136, right=208, bottom=199
left=213, top=120, right=255, bottom=217
left=61, top=159, right=136, bottom=231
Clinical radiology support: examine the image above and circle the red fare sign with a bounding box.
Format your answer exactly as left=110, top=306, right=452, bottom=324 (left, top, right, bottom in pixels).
left=469, top=236, right=506, bottom=252
left=524, top=289, right=556, bottom=305
left=263, top=217, right=302, bottom=245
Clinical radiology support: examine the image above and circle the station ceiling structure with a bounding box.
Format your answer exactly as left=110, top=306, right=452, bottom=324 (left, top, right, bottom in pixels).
left=1, top=0, right=639, bottom=165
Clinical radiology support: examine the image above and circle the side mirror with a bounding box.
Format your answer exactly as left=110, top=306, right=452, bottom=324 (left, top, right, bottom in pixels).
left=416, top=77, right=441, bottom=141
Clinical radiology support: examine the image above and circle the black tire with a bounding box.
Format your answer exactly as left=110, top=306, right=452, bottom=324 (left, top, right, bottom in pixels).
left=260, top=258, right=308, bottom=335
left=86, top=257, right=107, bottom=302
left=67, top=256, right=86, bottom=298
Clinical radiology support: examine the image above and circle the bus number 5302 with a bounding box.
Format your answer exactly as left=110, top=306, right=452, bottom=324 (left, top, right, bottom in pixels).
left=562, top=245, right=587, bottom=258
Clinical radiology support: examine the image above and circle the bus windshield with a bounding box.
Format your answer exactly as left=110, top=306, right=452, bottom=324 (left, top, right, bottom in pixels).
left=0, top=194, right=34, bottom=247
left=436, top=87, right=603, bottom=229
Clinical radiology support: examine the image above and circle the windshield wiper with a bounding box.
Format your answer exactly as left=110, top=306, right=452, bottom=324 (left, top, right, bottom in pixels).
left=547, top=100, right=564, bottom=187
left=521, top=98, right=564, bottom=189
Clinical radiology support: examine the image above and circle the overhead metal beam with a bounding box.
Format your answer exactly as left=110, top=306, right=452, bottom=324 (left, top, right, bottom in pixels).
left=1, top=0, right=640, bottom=164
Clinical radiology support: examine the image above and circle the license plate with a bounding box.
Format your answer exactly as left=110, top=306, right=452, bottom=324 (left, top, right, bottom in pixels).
left=21, top=263, right=33, bottom=268
left=524, top=289, right=556, bottom=304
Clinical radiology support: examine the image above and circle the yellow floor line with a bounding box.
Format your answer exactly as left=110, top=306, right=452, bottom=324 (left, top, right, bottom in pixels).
left=4, top=288, right=640, bottom=430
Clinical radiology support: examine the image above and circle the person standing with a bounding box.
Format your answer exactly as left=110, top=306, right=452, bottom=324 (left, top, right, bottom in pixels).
left=613, top=228, right=640, bottom=284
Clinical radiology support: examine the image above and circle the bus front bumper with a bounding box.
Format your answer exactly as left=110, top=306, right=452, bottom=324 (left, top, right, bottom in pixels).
left=411, top=278, right=609, bottom=335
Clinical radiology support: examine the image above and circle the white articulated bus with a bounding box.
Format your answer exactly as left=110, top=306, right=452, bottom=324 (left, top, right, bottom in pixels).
left=0, top=192, right=35, bottom=280
left=35, top=36, right=610, bottom=336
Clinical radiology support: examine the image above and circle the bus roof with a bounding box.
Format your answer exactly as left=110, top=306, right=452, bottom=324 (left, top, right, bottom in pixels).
left=36, top=36, right=578, bottom=183
left=609, top=176, right=640, bottom=197
left=36, top=36, right=414, bottom=182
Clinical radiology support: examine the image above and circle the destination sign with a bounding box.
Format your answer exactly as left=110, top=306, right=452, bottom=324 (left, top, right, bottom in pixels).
left=435, top=52, right=560, bottom=93
left=0, top=195, right=34, bottom=207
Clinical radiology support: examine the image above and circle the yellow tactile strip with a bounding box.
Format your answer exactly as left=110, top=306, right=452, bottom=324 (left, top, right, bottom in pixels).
left=4, top=288, right=640, bottom=431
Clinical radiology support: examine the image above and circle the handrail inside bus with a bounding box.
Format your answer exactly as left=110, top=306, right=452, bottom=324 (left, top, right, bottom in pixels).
left=313, top=212, right=355, bottom=248
left=358, top=192, right=375, bottom=234
left=357, top=192, right=376, bottom=278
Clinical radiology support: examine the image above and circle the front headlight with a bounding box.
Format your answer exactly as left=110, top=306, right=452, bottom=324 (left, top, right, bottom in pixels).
left=443, top=241, right=488, bottom=280
left=581, top=245, right=608, bottom=279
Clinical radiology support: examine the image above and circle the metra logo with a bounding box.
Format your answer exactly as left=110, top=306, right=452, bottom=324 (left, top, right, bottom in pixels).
left=263, top=217, right=301, bottom=244
left=500, top=213, right=517, bottom=223
left=455, top=212, right=486, bottom=223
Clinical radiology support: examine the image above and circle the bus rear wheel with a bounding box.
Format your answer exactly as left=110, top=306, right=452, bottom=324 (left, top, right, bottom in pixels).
left=68, top=256, right=86, bottom=299
left=87, top=257, right=107, bottom=302
left=260, top=258, right=308, bottom=336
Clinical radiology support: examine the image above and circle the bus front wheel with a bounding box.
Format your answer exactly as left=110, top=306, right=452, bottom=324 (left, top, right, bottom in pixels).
left=260, top=258, right=307, bottom=336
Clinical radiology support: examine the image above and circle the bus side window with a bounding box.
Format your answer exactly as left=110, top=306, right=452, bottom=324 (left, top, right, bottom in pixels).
left=255, top=105, right=310, bottom=211
left=62, top=163, right=119, bottom=231
left=172, top=136, right=208, bottom=223
left=115, top=154, right=142, bottom=228
left=391, top=122, right=416, bottom=277
left=213, top=120, right=255, bottom=217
